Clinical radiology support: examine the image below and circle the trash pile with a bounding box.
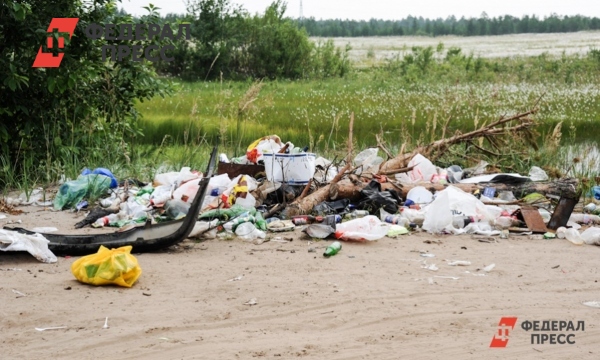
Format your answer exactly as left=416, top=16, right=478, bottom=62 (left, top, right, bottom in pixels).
left=2, top=126, right=600, bottom=263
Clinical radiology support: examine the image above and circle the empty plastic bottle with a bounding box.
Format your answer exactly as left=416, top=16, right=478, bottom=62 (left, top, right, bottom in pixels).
left=344, top=210, right=369, bottom=220
left=92, top=213, right=122, bottom=228
left=323, top=241, right=342, bottom=257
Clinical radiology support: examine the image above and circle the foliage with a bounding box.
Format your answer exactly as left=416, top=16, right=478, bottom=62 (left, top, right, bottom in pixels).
left=0, top=0, right=171, bottom=190
left=155, top=0, right=351, bottom=80
left=298, top=14, right=600, bottom=37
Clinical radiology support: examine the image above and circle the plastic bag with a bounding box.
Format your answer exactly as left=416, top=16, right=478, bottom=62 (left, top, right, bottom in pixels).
left=357, top=180, right=400, bottom=214
left=581, top=227, right=600, bottom=245
left=422, top=186, right=493, bottom=233
left=53, top=174, right=112, bottom=210
left=71, top=245, right=142, bottom=288
left=354, top=148, right=383, bottom=175
left=395, top=154, right=438, bottom=184
left=529, top=166, right=549, bottom=181
left=246, top=135, right=283, bottom=164
left=220, top=175, right=258, bottom=208
left=201, top=174, right=232, bottom=210
left=235, top=222, right=266, bottom=241
left=0, top=229, right=57, bottom=263
left=153, top=167, right=200, bottom=187
left=334, top=215, right=390, bottom=241
left=81, top=167, right=118, bottom=188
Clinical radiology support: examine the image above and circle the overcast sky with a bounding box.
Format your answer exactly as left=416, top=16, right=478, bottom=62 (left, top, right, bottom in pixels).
left=119, top=0, right=600, bottom=20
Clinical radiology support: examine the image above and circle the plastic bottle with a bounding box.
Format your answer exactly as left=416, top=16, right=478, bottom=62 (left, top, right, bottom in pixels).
left=255, top=212, right=267, bottom=231
left=230, top=215, right=256, bottom=231
left=344, top=210, right=369, bottom=220
left=92, top=213, right=121, bottom=228
left=323, top=241, right=342, bottom=257
left=384, top=215, right=410, bottom=227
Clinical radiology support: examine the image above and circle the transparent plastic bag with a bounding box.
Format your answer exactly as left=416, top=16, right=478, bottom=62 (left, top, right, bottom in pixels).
left=334, top=215, right=390, bottom=241
left=53, top=174, right=112, bottom=210
left=422, top=186, right=493, bottom=233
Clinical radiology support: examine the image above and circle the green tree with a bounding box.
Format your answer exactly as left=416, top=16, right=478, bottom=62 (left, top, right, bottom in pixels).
left=0, top=0, right=170, bottom=186
left=242, top=0, right=313, bottom=79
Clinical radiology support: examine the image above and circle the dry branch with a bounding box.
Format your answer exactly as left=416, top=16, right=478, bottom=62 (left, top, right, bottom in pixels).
left=378, top=109, right=537, bottom=174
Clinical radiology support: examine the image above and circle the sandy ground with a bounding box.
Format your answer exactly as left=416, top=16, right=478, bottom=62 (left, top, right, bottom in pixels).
left=1, top=205, right=600, bottom=359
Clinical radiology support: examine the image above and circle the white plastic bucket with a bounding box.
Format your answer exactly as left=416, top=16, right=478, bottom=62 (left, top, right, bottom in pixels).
left=263, top=152, right=316, bottom=185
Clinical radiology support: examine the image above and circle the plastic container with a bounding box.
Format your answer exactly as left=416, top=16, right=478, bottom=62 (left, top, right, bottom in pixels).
left=263, top=152, right=316, bottom=185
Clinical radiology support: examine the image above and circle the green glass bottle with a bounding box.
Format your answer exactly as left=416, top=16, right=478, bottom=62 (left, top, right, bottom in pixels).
left=323, top=241, right=342, bottom=257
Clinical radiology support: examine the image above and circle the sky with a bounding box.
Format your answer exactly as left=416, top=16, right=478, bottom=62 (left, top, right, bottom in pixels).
left=119, top=0, right=600, bottom=20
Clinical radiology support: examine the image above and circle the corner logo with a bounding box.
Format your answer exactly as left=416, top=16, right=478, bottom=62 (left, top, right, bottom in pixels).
left=33, top=18, right=79, bottom=68
left=490, top=317, right=518, bottom=348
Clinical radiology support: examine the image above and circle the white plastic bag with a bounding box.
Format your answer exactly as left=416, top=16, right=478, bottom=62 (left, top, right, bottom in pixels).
left=422, top=186, right=493, bottom=233
left=556, top=227, right=584, bottom=245
left=0, top=229, right=57, bottom=263
left=395, top=154, right=438, bottom=183
left=313, top=157, right=338, bottom=184
left=235, top=222, right=266, bottom=241
left=406, top=186, right=433, bottom=204
left=529, top=166, right=549, bottom=181
left=354, top=148, right=383, bottom=175
left=581, top=227, right=600, bottom=245
left=200, top=174, right=231, bottom=210
left=334, top=215, right=390, bottom=241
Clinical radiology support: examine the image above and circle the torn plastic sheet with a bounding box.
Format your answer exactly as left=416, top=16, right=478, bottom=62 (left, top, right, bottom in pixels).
left=0, top=229, right=57, bottom=263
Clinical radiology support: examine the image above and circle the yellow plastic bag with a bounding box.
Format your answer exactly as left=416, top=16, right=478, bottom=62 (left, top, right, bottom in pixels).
left=71, top=246, right=142, bottom=288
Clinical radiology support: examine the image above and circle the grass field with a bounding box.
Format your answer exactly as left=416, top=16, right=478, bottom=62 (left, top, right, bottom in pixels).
left=126, top=32, right=600, bottom=186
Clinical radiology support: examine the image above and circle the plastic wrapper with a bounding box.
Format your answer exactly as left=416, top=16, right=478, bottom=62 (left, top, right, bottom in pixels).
left=71, top=246, right=142, bottom=288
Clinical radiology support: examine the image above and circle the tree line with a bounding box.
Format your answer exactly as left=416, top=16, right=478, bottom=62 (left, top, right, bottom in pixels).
left=297, top=14, right=600, bottom=37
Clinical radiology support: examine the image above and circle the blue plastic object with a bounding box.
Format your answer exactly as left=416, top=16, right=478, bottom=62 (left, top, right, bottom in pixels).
left=592, top=186, right=600, bottom=200
left=81, top=167, right=118, bottom=188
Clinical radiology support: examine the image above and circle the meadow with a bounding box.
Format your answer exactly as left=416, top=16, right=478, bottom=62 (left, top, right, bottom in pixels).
left=131, top=31, right=600, bottom=185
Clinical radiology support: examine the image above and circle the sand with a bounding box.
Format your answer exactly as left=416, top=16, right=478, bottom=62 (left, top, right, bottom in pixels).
left=1, top=206, right=600, bottom=359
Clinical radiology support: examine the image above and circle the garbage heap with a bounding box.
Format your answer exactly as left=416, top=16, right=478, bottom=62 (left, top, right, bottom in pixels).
left=37, top=133, right=600, bottom=247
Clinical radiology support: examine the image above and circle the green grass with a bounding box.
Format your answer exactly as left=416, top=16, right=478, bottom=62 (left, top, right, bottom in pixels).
left=136, top=55, right=600, bottom=156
